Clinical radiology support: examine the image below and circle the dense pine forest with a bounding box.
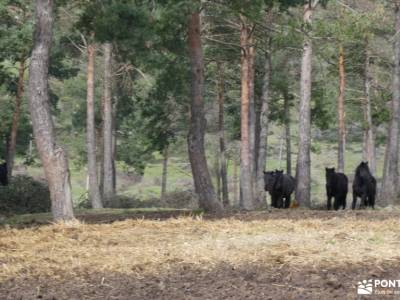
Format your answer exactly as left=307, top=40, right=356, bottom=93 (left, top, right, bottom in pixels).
left=1, top=0, right=400, bottom=298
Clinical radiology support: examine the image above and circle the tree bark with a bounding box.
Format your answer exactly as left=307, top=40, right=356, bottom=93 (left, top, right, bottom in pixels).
left=247, top=32, right=257, bottom=203
left=214, top=155, right=221, bottom=201
left=86, top=38, right=103, bottom=209
left=187, top=12, right=222, bottom=214
left=380, top=3, right=400, bottom=206
left=28, top=0, right=74, bottom=221
left=255, top=39, right=271, bottom=205
left=295, top=2, right=314, bottom=208
left=98, top=96, right=104, bottom=196
left=217, top=62, right=229, bottom=207
left=337, top=45, right=346, bottom=173
left=112, top=88, right=118, bottom=192
left=161, top=145, right=169, bottom=201
left=233, top=157, right=239, bottom=207
left=7, top=57, right=26, bottom=178
left=239, top=16, right=255, bottom=210
left=283, top=89, right=292, bottom=176
left=363, top=48, right=376, bottom=175
left=98, top=118, right=104, bottom=196
left=102, top=42, right=115, bottom=205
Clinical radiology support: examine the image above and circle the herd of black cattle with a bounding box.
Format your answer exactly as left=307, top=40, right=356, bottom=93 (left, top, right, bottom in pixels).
left=0, top=161, right=377, bottom=210
left=264, top=161, right=377, bottom=210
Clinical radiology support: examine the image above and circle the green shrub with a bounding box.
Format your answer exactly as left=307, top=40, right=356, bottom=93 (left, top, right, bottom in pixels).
left=75, top=192, right=91, bottom=209
left=76, top=190, right=199, bottom=209
left=106, top=195, right=161, bottom=209
left=160, top=191, right=199, bottom=209
left=91, top=191, right=199, bottom=209
left=0, top=175, right=51, bottom=215
left=311, top=143, right=322, bottom=154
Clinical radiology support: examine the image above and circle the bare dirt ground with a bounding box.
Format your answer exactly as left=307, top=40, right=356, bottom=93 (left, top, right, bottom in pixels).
left=1, top=209, right=400, bottom=299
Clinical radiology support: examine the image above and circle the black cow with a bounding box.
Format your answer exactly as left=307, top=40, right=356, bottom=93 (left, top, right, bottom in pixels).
left=0, top=163, right=8, bottom=186
left=352, top=161, right=376, bottom=209
left=325, top=167, right=348, bottom=210
left=273, top=170, right=295, bottom=208
left=264, top=170, right=295, bottom=209
left=263, top=171, right=276, bottom=207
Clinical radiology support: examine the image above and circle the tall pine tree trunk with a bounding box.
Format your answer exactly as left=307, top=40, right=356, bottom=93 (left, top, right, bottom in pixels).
left=112, top=89, right=118, bottom=192
left=283, top=89, right=292, bottom=176
left=255, top=40, right=271, bottom=205
left=98, top=120, right=104, bottom=196
left=86, top=38, right=103, bottom=209
left=28, top=0, right=74, bottom=221
left=161, top=145, right=169, bottom=201
left=7, top=57, right=25, bottom=178
left=337, top=45, right=346, bottom=173
left=363, top=48, right=376, bottom=174
left=295, top=2, right=315, bottom=208
left=247, top=33, right=258, bottom=206
left=187, top=12, right=222, bottom=214
left=102, top=42, right=114, bottom=205
left=239, top=16, right=255, bottom=210
left=217, top=62, right=229, bottom=207
left=380, top=3, right=400, bottom=206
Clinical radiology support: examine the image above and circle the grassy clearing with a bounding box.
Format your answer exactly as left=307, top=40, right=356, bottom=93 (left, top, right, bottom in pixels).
left=0, top=209, right=399, bottom=299
left=18, top=133, right=385, bottom=208
left=1, top=208, right=193, bottom=227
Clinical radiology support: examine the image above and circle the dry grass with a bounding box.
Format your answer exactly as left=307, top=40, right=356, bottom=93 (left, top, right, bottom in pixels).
left=1, top=209, right=400, bottom=285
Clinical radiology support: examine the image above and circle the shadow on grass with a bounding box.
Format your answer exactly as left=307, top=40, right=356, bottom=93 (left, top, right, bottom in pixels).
left=1, top=260, right=399, bottom=299
left=1, top=208, right=200, bottom=228
left=2, top=207, right=400, bottom=229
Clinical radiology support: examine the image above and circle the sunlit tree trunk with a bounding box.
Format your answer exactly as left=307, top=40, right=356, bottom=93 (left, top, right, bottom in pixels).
left=295, top=2, right=316, bottom=208
left=363, top=48, right=376, bottom=174
left=380, top=2, right=400, bottom=206
left=187, top=12, right=222, bottom=213
left=337, top=45, right=346, bottom=173
left=247, top=33, right=258, bottom=204
left=283, top=89, right=292, bottom=176
left=255, top=39, right=271, bottom=206
left=233, top=157, right=238, bottom=207
left=7, top=57, right=25, bottom=178
left=239, top=16, right=255, bottom=210
left=102, top=42, right=115, bottom=205
left=112, top=90, right=118, bottom=192
left=28, top=0, right=74, bottom=221
left=86, top=38, right=103, bottom=209
left=217, top=62, right=229, bottom=206
left=98, top=120, right=104, bottom=196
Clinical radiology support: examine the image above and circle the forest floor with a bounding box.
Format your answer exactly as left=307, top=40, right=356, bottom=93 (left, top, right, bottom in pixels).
left=1, top=209, right=400, bottom=299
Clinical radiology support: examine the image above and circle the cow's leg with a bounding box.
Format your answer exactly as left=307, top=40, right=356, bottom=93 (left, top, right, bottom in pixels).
left=351, top=192, right=357, bottom=210
left=342, top=194, right=347, bottom=210
left=284, top=195, right=291, bottom=209
left=270, top=194, right=275, bottom=208
left=272, top=194, right=278, bottom=208
left=369, top=193, right=375, bottom=209
left=273, top=195, right=278, bottom=208
left=327, top=195, right=332, bottom=210
left=277, top=196, right=283, bottom=209
left=333, top=196, right=340, bottom=211
left=360, top=194, right=367, bottom=209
